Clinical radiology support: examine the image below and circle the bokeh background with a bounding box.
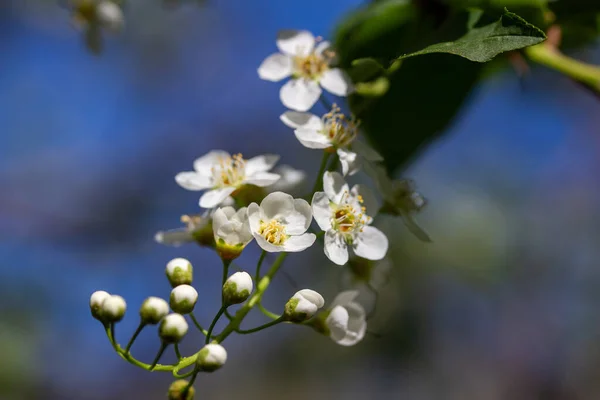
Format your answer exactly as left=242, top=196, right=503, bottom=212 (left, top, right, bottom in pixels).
left=2, top=0, right=600, bottom=399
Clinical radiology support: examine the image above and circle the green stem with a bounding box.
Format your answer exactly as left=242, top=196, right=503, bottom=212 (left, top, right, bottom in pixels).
left=183, top=372, right=199, bottom=397
left=190, top=313, right=209, bottom=336
left=222, top=259, right=231, bottom=287
left=257, top=303, right=281, bottom=320
left=255, top=250, right=267, bottom=281
left=525, top=43, right=600, bottom=92
left=150, top=342, right=169, bottom=370
left=205, top=307, right=226, bottom=344
left=174, top=343, right=183, bottom=360
left=311, top=151, right=331, bottom=195
left=124, top=322, right=145, bottom=354
left=237, top=317, right=284, bottom=334
left=327, top=152, right=339, bottom=172
left=104, top=325, right=174, bottom=372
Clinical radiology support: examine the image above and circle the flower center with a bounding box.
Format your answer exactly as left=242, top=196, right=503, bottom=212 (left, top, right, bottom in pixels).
left=321, top=105, right=359, bottom=148
left=258, top=220, right=288, bottom=245
left=211, top=153, right=246, bottom=188
left=331, top=192, right=369, bottom=237
left=293, top=53, right=329, bottom=80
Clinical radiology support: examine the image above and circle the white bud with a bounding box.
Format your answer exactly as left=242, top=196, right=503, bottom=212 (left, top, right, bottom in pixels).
left=170, top=285, right=198, bottom=314
left=284, top=289, right=324, bottom=322
left=196, top=343, right=227, bottom=372
left=90, top=290, right=111, bottom=321
left=140, top=296, right=169, bottom=325
left=101, top=295, right=127, bottom=323
left=166, top=258, right=193, bottom=287
left=159, top=313, right=188, bottom=343
left=96, top=1, right=124, bottom=32
left=222, top=271, right=253, bottom=305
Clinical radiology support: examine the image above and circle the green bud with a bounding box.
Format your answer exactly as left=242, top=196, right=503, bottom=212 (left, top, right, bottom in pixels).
left=140, top=296, right=169, bottom=325
left=166, top=258, right=193, bottom=287
left=168, top=379, right=195, bottom=400
left=196, top=344, right=227, bottom=372
left=222, top=272, right=253, bottom=305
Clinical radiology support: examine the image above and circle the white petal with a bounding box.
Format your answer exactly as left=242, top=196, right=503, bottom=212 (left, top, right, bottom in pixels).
left=315, top=40, right=338, bottom=64
left=211, top=208, right=229, bottom=236
left=154, top=229, right=193, bottom=246
left=324, top=230, right=349, bottom=266
left=323, top=171, right=349, bottom=204
left=295, top=289, right=325, bottom=308
left=175, top=172, right=212, bottom=191
left=352, top=140, right=383, bottom=162
left=254, top=233, right=284, bottom=252
left=331, top=290, right=360, bottom=308
left=244, top=172, right=281, bottom=187
left=276, top=30, right=315, bottom=57
left=295, top=128, right=332, bottom=149
left=311, top=192, right=332, bottom=231
left=350, top=184, right=379, bottom=218
left=280, top=111, right=323, bottom=130
left=336, top=302, right=367, bottom=346
left=353, top=226, right=388, bottom=260
left=247, top=203, right=262, bottom=234
left=326, top=305, right=349, bottom=342
left=282, top=233, right=316, bottom=252
left=319, top=68, right=353, bottom=97
left=199, top=187, right=236, bottom=209
left=258, top=53, right=293, bottom=82
left=193, top=150, right=231, bottom=173
left=337, top=148, right=360, bottom=176
left=315, top=40, right=331, bottom=56
left=284, top=198, right=312, bottom=235
left=245, top=154, right=280, bottom=175
left=280, top=79, right=322, bottom=112
left=260, top=191, right=295, bottom=220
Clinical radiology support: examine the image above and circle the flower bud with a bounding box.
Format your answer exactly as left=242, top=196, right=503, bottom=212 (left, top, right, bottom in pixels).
left=159, top=313, right=188, bottom=343
left=166, top=258, right=193, bottom=287
left=195, top=344, right=227, bottom=372
left=101, top=295, right=127, bottom=323
left=222, top=271, right=253, bottom=305
left=168, top=379, right=195, bottom=400
left=90, top=290, right=110, bottom=321
left=170, top=285, right=198, bottom=314
left=96, top=1, right=124, bottom=32
left=283, top=289, right=324, bottom=322
left=140, top=296, right=169, bottom=325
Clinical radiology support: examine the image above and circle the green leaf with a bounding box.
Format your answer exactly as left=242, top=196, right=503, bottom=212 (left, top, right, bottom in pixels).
left=397, top=9, right=546, bottom=62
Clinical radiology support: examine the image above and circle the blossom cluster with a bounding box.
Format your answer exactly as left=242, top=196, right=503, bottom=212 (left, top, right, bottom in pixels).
left=90, top=29, right=428, bottom=399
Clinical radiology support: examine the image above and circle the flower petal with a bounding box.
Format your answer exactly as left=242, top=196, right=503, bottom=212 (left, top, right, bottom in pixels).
left=276, top=30, right=315, bottom=57
left=352, top=140, right=383, bottom=162
left=254, top=233, right=284, bottom=252
left=280, top=111, right=323, bottom=130
left=245, top=154, right=280, bottom=175
left=258, top=53, right=293, bottom=82
left=294, top=127, right=332, bottom=149
left=284, top=198, right=312, bottom=235
left=336, top=302, right=367, bottom=346
left=350, top=184, right=379, bottom=218
left=337, top=148, right=360, bottom=176
left=280, top=78, right=322, bottom=112
left=154, top=229, right=193, bottom=246
left=199, top=187, right=236, bottom=209
left=211, top=207, right=230, bottom=235
left=330, top=290, right=360, bottom=308
left=315, top=40, right=331, bottom=56
left=324, top=230, right=349, bottom=266
left=323, top=171, right=349, bottom=204
left=175, top=172, right=212, bottom=191
left=353, top=226, right=388, bottom=260
left=319, top=68, right=353, bottom=97
left=247, top=202, right=262, bottom=234
left=244, top=172, right=281, bottom=187
left=193, top=150, right=230, bottom=173
left=282, top=233, right=316, bottom=252
left=326, top=305, right=349, bottom=342
left=311, top=192, right=332, bottom=231
left=260, top=191, right=295, bottom=220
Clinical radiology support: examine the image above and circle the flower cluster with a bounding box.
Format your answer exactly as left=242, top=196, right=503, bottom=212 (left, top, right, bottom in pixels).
left=90, top=29, right=429, bottom=398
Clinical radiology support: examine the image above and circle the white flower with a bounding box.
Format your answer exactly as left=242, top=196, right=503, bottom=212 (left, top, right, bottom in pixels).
left=165, top=257, right=194, bottom=287
left=140, top=296, right=170, bottom=325
left=90, top=290, right=111, bottom=321
left=175, top=151, right=281, bottom=209
left=268, top=165, right=307, bottom=195
left=325, top=290, right=367, bottom=346
left=222, top=271, right=254, bottom=305
left=280, top=105, right=382, bottom=176
left=170, top=284, right=198, bottom=314
left=258, top=30, right=353, bottom=111
left=155, top=209, right=228, bottom=248
left=101, top=295, right=127, bottom=323
left=284, top=289, right=325, bottom=322
left=159, top=313, right=189, bottom=343
left=212, top=206, right=253, bottom=259
left=311, top=172, right=388, bottom=265
left=341, top=257, right=393, bottom=312
left=248, top=192, right=316, bottom=252
left=196, top=344, right=227, bottom=372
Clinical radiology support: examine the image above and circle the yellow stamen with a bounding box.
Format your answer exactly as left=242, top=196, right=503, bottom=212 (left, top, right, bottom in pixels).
left=321, top=104, right=360, bottom=148
left=258, top=220, right=288, bottom=245
left=211, top=153, right=246, bottom=188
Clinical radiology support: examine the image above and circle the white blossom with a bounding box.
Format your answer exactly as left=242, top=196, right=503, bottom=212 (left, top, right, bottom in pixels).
left=212, top=206, right=253, bottom=259
left=169, top=285, right=198, bottom=314
left=159, top=313, right=189, bottom=343
left=155, top=210, right=221, bottom=248
left=165, top=257, right=193, bottom=287
left=284, top=289, right=325, bottom=322
left=258, top=30, right=353, bottom=111
left=222, top=271, right=254, bottom=305
left=312, top=172, right=388, bottom=265
left=196, top=344, right=227, bottom=372
left=175, top=151, right=281, bottom=209
left=248, top=192, right=316, bottom=252
left=341, top=257, right=393, bottom=312
left=325, top=290, right=367, bottom=346
left=140, top=296, right=170, bottom=325
left=280, top=105, right=382, bottom=176
left=101, top=295, right=127, bottom=323
left=90, top=290, right=111, bottom=321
